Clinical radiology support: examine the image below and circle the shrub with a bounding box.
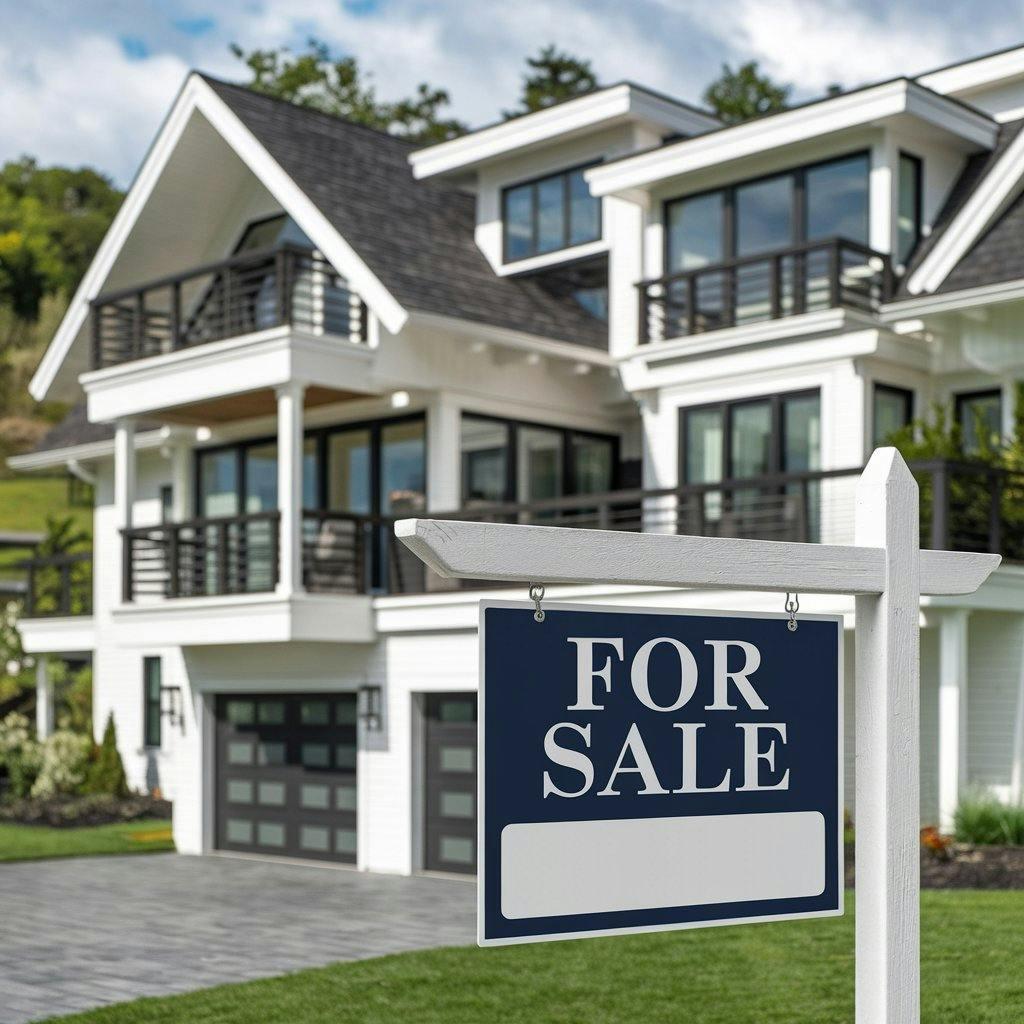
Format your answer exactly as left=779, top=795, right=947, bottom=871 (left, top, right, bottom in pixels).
left=82, top=712, right=128, bottom=797
left=954, top=793, right=1024, bottom=846
left=0, top=792, right=171, bottom=828
left=30, top=729, right=91, bottom=798
left=0, top=711, right=42, bottom=797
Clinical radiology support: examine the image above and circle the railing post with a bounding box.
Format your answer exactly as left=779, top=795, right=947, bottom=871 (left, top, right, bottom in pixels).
left=223, top=267, right=232, bottom=337
left=59, top=561, right=71, bottom=616
left=24, top=560, right=35, bottom=616
left=931, top=462, right=949, bottom=550
left=122, top=532, right=133, bottom=603
left=170, top=281, right=181, bottom=350
left=769, top=255, right=782, bottom=319
left=828, top=241, right=841, bottom=309
left=989, top=469, right=1003, bottom=555
left=134, top=291, right=145, bottom=359
left=217, top=521, right=230, bottom=594
left=637, top=285, right=648, bottom=344
left=90, top=304, right=102, bottom=369
left=167, top=527, right=179, bottom=598
left=686, top=275, right=697, bottom=337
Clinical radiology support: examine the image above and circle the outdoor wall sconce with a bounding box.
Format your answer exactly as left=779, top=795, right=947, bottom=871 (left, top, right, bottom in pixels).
left=161, top=685, right=185, bottom=733
left=359, top=684, right=383, bottom=731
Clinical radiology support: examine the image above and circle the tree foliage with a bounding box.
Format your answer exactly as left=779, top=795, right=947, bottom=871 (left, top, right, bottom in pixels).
left=230, top=38, right=467, bottom=143
left=0, top=157, right=122, bottom=323
left=504, top=45, right=598, bottom=118
left=82, top=712, right=129, bottom=798
left=702, top=61, right=791, bottom=125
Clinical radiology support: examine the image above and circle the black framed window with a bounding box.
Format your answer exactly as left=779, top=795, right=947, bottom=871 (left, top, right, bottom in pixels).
left=873, top=384, right=914, bottom=447
left=159, top=485, right=173, bottom=523
left=143, top=657, right=162, bottom=748
left=956, top=389, right=1002, bottom=455
left=665, top=152, right=870, bottom=274
left=502, top=165, right=601, bottom=263
left=897, top=152, right=923, bottom=265
left=459, top=413, right=617, bottom=506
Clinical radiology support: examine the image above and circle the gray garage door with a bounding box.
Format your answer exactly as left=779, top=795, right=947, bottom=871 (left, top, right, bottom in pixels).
left=423, top=693, right=477, bottom=874
left=215, top=693, right=357, bottom=863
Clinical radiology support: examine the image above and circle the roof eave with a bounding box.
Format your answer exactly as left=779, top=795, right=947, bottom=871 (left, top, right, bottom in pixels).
left=586, top=79, right=996, bottom=199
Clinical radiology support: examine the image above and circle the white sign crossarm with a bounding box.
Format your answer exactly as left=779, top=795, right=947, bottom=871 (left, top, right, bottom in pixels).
left=395, top=518, right=999, bottom=598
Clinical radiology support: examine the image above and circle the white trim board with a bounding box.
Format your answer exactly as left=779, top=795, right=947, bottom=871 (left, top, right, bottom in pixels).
left=408, top=84, right=719, bottom=181
left=586, top=79, right=995, bottom=199
left=905, top=124, right=1024, bottom=296
left=29, top=73, right=408, bottom=403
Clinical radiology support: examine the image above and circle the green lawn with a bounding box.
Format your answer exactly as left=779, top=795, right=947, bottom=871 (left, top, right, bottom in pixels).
left=0, top=819, right=173, bottom=862
left=41, top=890, right=1024, bottom=1023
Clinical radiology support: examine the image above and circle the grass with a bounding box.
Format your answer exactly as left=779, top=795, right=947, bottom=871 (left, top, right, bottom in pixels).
left=39, top=890, right=1024, bottom=1023
left=0, top=819, right=173, bottom=862
left=0, top=476, right=91, bottom=579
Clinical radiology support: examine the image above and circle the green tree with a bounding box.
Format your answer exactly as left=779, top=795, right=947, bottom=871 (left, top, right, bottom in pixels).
left=82, top=711, right=129, bottom=797
left=702, top=61, right=790, bottom=125
left=230, top=38, right=467, bottom=143
left=504, top=45, right=598, bottom=118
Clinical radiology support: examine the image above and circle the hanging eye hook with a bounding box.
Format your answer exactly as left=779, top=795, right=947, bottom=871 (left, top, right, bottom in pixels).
left=529, top=582, right=546, bottom=623
left=785, top=593, right=800, bottom=632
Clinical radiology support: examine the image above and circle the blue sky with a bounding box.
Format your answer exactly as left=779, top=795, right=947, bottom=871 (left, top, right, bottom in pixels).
left=0, top=0, right=1017, bottom=185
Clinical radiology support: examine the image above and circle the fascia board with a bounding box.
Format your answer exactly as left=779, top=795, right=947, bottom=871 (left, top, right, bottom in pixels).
left=408, top=85, right=635, bottom=179
left=919, top=48, right=1024, bottom=97
left=29, top=74, right=408, bottom=403
left=587, top=81, right=995, bottom=198
left=905, top=125, right=1024, bottom=295
left=882, top=278, right=1024, bottom=318
left=7, top=430, right=164, bottom=472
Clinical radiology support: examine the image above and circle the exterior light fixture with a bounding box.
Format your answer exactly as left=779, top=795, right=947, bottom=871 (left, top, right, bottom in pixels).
left=359, top=685, right=383, bottom=731
left=161, top=685, right=185, bottom=732
left=390, top=390, right=411, bottom=409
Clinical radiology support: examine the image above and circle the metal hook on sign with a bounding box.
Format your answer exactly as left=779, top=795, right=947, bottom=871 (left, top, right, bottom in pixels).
left=529, top=583, right=546, bottom=623
left=785, top=593, right=800, bottom=632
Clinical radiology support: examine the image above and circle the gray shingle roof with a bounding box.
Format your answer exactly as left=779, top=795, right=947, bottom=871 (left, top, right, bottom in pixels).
left=33, top=404, right=114, bottom=453
left=897, top=118, right=1024, bottom=297
left=202, top=77, right=607, bottom=349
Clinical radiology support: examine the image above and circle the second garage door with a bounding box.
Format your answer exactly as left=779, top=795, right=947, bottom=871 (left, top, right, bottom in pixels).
left=215, top=693, right=358, bottom=863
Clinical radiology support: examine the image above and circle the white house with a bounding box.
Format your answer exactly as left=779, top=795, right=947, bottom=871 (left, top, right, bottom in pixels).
left=12, top=44, right=1024, bottom=875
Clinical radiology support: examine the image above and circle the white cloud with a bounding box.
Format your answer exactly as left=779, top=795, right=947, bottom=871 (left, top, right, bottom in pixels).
left=0, top=0, right=1015, bottom=185
left=0, top=34, right=189, bottom=183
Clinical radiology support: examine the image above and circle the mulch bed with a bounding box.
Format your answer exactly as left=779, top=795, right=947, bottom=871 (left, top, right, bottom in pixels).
left=0, top=794, right=172, bottom=828
left=845, top=842, right=1024, bottom=889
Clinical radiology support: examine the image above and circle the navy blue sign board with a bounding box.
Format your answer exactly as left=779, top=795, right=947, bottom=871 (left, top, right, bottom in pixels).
left=478, top=600, right=844, bottom=946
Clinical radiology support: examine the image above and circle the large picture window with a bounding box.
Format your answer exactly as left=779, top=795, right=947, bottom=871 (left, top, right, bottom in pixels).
left=503, top=165, right=601, bottom=263
left=680, top=391, right=821, bottom=540
left=873, top=384, right=914, bottom=447
left=666, top=153, right=870, bottom=274
left=956, top=389, right=1002, bottom=455
left=459, top=414, right=617, bottom=506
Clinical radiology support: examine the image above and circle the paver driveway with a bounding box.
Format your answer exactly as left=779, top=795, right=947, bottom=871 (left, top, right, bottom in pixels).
left=0, top=853, right=475, bottom=1024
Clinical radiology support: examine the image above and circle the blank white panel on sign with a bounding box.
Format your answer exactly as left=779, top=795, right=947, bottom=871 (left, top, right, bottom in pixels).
left=501, top=811, right=825, bottom=920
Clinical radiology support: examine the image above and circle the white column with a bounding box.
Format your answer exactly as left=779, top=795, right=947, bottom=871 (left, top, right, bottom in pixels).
left=35, top=657, right=54, bottom=739
left=170, top=441, right=192, bottom=522
left=276, top=381, right=306, bottom=596
left=113, top=418, right=137, bottom=531
left=426, top=394, right=461, bottom=512
left=938, top=609, right=970, bottom=832
left=854, top=448, right=920, bottom=1024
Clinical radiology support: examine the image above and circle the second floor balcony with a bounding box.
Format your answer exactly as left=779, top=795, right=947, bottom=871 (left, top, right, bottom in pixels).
left=638, top=237, right=893, bottom=345
left=90, top=243, right=368, bottom=371
left=116, top=459, right=1015, bottom=608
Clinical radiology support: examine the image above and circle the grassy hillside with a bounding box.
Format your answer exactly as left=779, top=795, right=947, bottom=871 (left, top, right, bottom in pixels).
left=0, top=475, right=92, bottom=579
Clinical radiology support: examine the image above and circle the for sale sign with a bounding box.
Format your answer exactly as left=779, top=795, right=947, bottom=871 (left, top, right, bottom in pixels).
left=478, top=601, right=843, bottom=946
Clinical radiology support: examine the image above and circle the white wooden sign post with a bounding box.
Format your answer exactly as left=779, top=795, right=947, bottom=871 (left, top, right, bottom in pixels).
left=396, top=448, right=999, bottom=1024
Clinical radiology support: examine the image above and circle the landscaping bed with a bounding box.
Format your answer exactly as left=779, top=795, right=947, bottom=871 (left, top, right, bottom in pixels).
left=845, top=842, right=1024, bottom=889
left=0, top=792, right=171, bottom=828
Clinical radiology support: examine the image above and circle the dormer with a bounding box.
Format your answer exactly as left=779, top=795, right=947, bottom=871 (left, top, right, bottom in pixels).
left=408, top=83, right=720, bottom=278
